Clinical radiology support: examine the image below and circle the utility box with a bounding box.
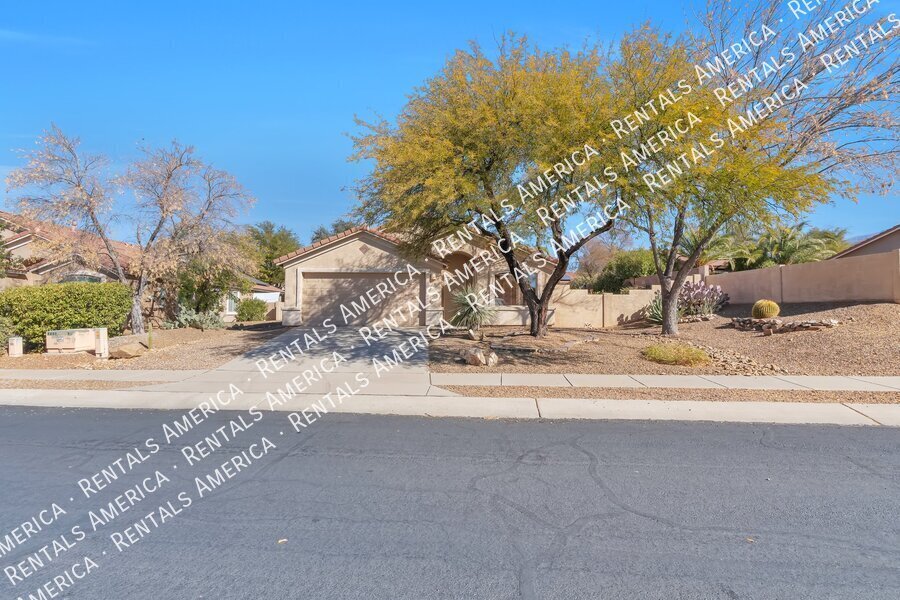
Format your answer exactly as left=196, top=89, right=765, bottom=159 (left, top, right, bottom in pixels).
left=94, top=328, right=109, bottom=359
left=7, top=336, right=23, bottom=357
left=45, top=329, right=96, bottom=354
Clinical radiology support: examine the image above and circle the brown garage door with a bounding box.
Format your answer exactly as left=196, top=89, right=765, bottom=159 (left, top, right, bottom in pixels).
left=302, top=273, right=422, bottom=327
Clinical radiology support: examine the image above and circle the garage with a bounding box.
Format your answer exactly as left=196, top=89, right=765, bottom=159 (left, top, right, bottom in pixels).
left=275, top=227, right=443, bottom=327
left=302, top=272, right=422, bottom=327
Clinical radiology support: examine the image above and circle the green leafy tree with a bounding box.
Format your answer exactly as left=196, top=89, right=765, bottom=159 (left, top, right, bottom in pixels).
left=248, top=221, right=300, bottom=286
left=611, top=16, right=891, bottom=334
left=589, top=249, right=656, bottom=293
left=352, top=35, right=622, bottom=337
left=310, top=218, right=361, bottom=243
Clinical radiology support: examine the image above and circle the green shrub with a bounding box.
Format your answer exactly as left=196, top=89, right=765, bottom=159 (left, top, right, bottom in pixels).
left=642, top=343, right=710, bottom=366
left=449, top=287, right=496, bottom=330
left=0, top=316, right=15, bottom=352
left=173, top=303, right=225, bottom=330
left=0, top=283, right=132, bottom=348
left=236, top=298, right=268, bottom=322
left=591, top=249, right=656, bottom=293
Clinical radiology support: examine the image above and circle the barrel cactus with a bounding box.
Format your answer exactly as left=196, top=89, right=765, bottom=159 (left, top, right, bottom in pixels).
left=751, top=299, right=780, bottom=319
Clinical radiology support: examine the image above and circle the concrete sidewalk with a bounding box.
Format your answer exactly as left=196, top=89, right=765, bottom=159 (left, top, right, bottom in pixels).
left=3, top=369, right=898, bottom=392
left=0, top=388, right=896, bottom=426
left=431, top=373, right=900, bottom=391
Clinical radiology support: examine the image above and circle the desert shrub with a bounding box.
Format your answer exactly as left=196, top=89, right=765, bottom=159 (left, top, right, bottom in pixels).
left=679, top=281, right=729, bottom=316
left=173, top=303, right=225, bottom=330
left=0, top=316, right=15, bottom=352
left=642, top=343, right=710, bottom=366
left=590, top=249, right=656, bottom=293
left=236, top=298, right=268, bottom=322
left=752, top=299, right=780, bottom=319
left=644, top=292, right=685, bottom=324
left=0, top=282, right=132, bottom=348
left=449, top=287, right=496, bottom=330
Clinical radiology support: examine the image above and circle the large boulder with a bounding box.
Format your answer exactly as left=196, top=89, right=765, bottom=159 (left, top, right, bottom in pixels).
left=109, top=342, right=148, bottom=359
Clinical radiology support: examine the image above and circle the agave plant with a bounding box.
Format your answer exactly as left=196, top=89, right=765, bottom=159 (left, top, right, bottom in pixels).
left=645, top=292, right=685, bottom=324
left=449, top=287, right=497, bottom=330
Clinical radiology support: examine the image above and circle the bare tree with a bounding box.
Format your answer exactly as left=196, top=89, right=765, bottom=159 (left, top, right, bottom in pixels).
left=6, top=125, right=255, bottom=333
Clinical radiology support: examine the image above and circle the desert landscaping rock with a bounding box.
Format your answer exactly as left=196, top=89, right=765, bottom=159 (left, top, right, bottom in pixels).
left=430, top=302, right=899, bottom=376
left=109, top=342, right=148, bottom=359
left=731, top=316, right=843, bottom=333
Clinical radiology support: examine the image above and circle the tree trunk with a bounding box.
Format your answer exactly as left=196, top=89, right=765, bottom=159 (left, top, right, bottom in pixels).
left=528, top=300, right=551, bottom=337
left=661, top=291, right=680, bottom=336
left=130, top=294, right=145, bottom=334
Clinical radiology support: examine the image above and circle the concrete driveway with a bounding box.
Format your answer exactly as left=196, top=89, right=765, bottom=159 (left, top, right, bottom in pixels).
left=137, top=327, right=441, bottom=396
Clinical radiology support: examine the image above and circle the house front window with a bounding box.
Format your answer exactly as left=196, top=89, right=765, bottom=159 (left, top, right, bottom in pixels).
left=494, top=274, right=519, bottom=306
left=60, top=274, right=102, bottom=283
left=225, top=293, right=238, bottom=314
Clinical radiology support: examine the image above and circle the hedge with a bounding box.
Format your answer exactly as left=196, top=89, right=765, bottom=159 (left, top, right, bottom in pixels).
left=0, top=282, right=133, bottom=348
left=236, top=298, right=268, bottom=322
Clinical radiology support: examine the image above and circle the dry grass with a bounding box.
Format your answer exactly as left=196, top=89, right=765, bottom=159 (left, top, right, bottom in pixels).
left=642, top=343, right=710, bottom=366
left=429, top=302, right=900, bottom=376
left=443, top=385, right=900, bottom=404
left=0, top=323, right=286, bottom=371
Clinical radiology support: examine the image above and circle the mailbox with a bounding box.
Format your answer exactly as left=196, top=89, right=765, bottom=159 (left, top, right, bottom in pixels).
left=45, top=329, right=96, bottom=354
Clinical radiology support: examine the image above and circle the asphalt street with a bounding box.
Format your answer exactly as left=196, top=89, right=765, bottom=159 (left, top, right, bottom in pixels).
left=0, top=406, right=897, bottom=600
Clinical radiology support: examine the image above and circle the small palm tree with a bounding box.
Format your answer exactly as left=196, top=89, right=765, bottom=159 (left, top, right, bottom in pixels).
left=679, top=228, right=742, bottom=267
left=746, top=222, right=841, bottom=268
left=449, top=287, right=497, bottom=330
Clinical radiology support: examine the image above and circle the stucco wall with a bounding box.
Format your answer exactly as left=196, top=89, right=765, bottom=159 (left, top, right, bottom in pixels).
left=550, top=285, right=656, bottom=328
left=707, top=249, right=900, bottom=304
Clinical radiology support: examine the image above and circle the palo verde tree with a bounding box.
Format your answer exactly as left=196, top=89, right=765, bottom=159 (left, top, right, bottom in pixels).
left=352, top=35, right=623, bottom=336
left=610, top=7, right=894, bottom=334
left=6, top=125, right=255, bottom=333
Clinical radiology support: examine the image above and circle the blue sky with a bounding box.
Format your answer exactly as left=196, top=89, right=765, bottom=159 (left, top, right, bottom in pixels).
left=1, top=0, right=896, bottom=243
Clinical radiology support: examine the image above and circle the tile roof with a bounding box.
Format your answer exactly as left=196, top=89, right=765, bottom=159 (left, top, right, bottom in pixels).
left=830, top=223, right=900, bottom=259
left=273, top=225, right=403, bottom=265
left=0, top=210, right=139, bottom=274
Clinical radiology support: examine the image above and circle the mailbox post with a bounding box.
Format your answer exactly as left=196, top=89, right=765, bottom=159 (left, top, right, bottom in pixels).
left=7, top=336, right=23, bottom=358
left=95, top=328, right=109, bottom=359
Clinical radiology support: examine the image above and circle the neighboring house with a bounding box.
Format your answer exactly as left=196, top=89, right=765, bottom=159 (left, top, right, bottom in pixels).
left=829, top=224, right=900, bottom=260
left=221, top=276, right=284, bottom=323
left=0, top=210, right=137, bottom=290
left=274, top=225, right=559, bottom=327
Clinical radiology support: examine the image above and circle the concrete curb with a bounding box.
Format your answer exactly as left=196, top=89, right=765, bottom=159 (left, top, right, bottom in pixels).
left=0, top=389, right=896, bottom=427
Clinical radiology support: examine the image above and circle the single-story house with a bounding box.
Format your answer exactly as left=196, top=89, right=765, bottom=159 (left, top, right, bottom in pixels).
left=830, top=223, right=900, bottom=260
left=0, top=210, right=138, bottom=291
left=272, top=225, right=658, bottom=329
left=222, top=276, right=284, bottom=323
left=2, top=210, right=283, bottom=323
left=273, top=226, right=560, bottom=328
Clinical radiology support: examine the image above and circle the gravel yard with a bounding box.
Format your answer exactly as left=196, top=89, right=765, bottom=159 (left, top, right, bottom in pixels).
left=0, top=379, right=161, bottom=390
left=430, top=302, right=900, bottom=376
left=0, top=323, right=286, bottom=371
left=444, top=386, right=900, bottom=404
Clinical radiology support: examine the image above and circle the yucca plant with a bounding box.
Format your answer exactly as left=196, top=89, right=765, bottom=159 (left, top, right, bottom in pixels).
left=449, top=287, right=497, bottom=330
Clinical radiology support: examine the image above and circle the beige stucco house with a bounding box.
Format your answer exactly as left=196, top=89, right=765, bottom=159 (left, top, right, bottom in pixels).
left=0, top=210, right=136, bottom=291
left=830, top=224, right=900, bottom=260
left=273, top=225, right=655, bottom=329
left=274, top=226, right=561, bottom=328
